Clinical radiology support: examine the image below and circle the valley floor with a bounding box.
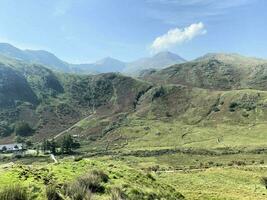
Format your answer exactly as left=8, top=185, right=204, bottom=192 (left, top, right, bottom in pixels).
left=1, top=151, right=267, bottom=200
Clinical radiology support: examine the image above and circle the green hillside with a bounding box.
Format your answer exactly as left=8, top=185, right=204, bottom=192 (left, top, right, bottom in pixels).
left=144, top=54, right=267, bottom=90
left=0, top=56, right=151, bottom=143
left=2, top=53, right=267, bottom=200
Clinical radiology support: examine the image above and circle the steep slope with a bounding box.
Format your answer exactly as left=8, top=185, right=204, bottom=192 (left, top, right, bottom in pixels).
left=124, top=51, right=186, bottom=75
left=24, top=49, right=71, bottom=72
left=0, top=54, right=64, bottom=99
left=2, top=52, right=267, bottom=153
left=0, top=43, right=71, bottom=72
left=65, top=54, right=267, bottom=152
left=0, top=64, right=37, bottom=107
left=0, top=58, right=151, bottom=142
left=85, top=84, right=267, bottom=152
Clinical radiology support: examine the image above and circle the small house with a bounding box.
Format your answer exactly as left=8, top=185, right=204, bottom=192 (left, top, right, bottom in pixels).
left=0, top=143, right=23, bottom=152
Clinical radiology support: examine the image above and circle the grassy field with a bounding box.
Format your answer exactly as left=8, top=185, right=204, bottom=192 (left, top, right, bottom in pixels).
left=2, top=142, right=267, bottom=199
left=0, top=157, right=184, bottom=200
left=80, top=117, right=267, bottom=153
left=159, top=166, right=267, bottom=200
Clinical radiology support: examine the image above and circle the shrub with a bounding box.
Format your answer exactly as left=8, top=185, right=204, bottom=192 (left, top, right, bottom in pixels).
left=146, top=173, right=156, bottom=181
left=63, top=181, right=92, bottom=200
left=212, top=106, right=220, bottom=112
left=261, top=177, right=267, bottom=189
left=16, top=136, right=25, bottom=143
left=0, top=123, right=13, bottom=137
left=229, top=102, right=239, bottom=112
left=77, top=170, right=108, bottom=193
left=152, top=86, right=165, bottom=101
left=90, top=170, right=109, bottom=183
left=147, top=165, right=160, bottom=172
left=109, top=187, right=126, bottom=200
left=74, top=156, right=84, bottom=162
left=0, top=184, right=29, bottom=200
left=15, top=121, right=34, bottom=137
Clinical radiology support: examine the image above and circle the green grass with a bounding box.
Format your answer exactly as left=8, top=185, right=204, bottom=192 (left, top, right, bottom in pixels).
left=158, top=167, right=267, bottom=200
left=0, top=158, right=184, bottom=200
left=92, top=117, right=267, bottom=152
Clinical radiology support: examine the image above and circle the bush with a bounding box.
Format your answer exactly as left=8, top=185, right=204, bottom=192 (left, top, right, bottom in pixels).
left=146, top=173, right=156, bottom=181
left=0, top=123, right=13, bottom=137
left=16, top=136, right=25, bottom=143
left=63, top=181, right=92, bottom=200
left=152, top=86, right=165, bottom=101
left=229, top=102, right=239, bottom=112
left=90, top=170, right=109, bottom=183
left=109, top=187, right=126, bottom=200
left=0, top=184, right=29, bottom=200
left=212, top=106, right=220, bottom=112
left=74, top=156, right=84, bottom=162
left=77, top=173, right=105, bottom=193
left=261, top=177, right=267, bottom=189
left=15, top=121, right=34, bottom=137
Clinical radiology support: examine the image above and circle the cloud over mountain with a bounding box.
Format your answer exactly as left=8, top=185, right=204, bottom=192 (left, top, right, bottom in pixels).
left=150, top=22, right=207, bottom=53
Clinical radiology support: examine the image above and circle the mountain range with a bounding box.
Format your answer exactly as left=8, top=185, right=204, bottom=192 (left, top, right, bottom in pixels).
left=1, top=47, right=267, bottom=146
left=0, top=43, right=185, bottom=75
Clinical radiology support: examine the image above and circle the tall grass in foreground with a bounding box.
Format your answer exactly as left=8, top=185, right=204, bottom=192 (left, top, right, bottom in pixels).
left=0, top=184, right=29, bottom=200
left=46, top=170, right=109, bottom=200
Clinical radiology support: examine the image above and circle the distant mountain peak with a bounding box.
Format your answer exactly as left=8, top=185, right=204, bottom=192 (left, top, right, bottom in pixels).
left=152, top=51, right=186, bottom=61
left=0, top=42, right=186, bottom=75
left=123, top=51, right=186, bottom=75
left=96, top=57, right=124, bottom=64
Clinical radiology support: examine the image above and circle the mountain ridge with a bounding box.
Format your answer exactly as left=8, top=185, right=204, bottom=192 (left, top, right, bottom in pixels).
left=0, top=43, right=186, bottom=75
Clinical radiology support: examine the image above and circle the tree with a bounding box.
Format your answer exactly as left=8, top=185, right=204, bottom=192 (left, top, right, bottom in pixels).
left=1, top=146, right=7, bottom=152
left=41, top=139, right=57, bottom=154
left=16, top=136, right=25, bottom=143
left=50, top=138, right=57, bottom=154
left=42, top=139, right=51, bottom=153
left=15, top=121, right=34, bottom=137
left=25, top=140, right=33, bottom=148
left=36, top=145, right=40, bottom=156
left=61, top=135, right=74, bottom=154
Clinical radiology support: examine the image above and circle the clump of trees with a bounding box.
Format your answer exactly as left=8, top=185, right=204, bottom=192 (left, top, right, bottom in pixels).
left=15, top=121, right=34, bottom=137
left=41, top=135, right=80, bottom=155
left=42, top=138, right=58, bottom=154
left=152, top=86, right=165, bottom=101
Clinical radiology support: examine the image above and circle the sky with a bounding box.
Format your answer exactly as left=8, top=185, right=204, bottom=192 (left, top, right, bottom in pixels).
left=0, top=0, right=266, bottom=63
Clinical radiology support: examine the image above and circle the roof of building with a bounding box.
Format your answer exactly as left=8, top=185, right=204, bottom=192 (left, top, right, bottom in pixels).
left=0, top=143, right=23, bottom=150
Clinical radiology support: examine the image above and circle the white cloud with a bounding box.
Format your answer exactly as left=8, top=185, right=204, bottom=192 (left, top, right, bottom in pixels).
left=150, top=22, right=206, bottom=53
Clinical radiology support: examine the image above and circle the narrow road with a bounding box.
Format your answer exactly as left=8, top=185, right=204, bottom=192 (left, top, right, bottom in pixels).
left=54, top=115, right=94, bottom=139
left=50, top=154, right=58, bottom=163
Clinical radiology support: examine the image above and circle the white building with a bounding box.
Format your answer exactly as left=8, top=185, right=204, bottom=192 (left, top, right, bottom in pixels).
left=0, top=143, right=23, bottom=152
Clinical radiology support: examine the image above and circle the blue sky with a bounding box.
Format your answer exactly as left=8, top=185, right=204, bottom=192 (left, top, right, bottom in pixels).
left=0, top=0, right=265, bottom=63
